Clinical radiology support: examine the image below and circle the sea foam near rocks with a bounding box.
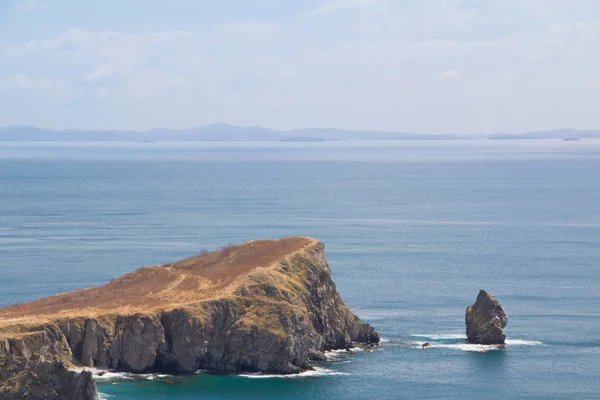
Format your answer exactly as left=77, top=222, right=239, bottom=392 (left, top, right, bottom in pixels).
left=71, top=367, right=173, bottom=381
left=407, top=334, right=543, bottom=352
left=238, top=366, right=350, bottom=379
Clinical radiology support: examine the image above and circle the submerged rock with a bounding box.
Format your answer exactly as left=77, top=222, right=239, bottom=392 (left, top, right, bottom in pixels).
left=465, top=290, right=508, bottom=345
left=0, top=237, right=379, bottom=397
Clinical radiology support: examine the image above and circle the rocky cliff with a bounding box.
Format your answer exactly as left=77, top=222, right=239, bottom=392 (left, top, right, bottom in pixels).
left=465, top=289, right=508, bottom=345
left=0, top=237, right=378, bottom=398
left=0, top=361, right=97, bottom=400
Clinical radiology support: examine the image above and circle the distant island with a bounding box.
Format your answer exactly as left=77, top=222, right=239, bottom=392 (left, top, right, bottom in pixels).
left=1, top=124, right=598, bottom=142
left=0, top=237, right=379, bottom=400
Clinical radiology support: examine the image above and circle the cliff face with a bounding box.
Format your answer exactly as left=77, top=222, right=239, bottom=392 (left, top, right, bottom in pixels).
left=0, top=237, right=378, bottom=398
left=0, top=327, right=97, bottom=399
left=0, top=361, right=97, bottom=400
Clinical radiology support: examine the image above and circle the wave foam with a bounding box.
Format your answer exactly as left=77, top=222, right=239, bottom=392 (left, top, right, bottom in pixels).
left=408, top=334, right=543, bottom=352
left=239, top=366, right=349, bottom=379
left=70, top=368, right=133, bottom=380
left=506, top=339, right=543, bottom=346
left=410, top=333, right=544, bottom=347
left=323, top=346, right=368, bottom=360
left=71, top=367, right=174, bottom=381
left=436, top=343, right=504, bottom=353
left=145, top=374, right=170, bottom=381
left=410, top=333, right=467, bottom=340
left=435, top=340, right=542, bottom=352
left=406, top=333, right=543, bottom=353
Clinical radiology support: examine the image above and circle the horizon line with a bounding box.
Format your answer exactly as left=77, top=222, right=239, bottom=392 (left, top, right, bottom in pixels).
left=1, top=124, right=599, bottom=136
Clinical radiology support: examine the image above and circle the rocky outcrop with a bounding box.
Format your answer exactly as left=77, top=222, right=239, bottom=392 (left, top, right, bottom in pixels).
left=0, top=326, right=96, bottom=399
left=465, top=289, right=508, bottom=345
left=0, top=361, right=97, bottom=400
left=0, top=237, right=378, bottom=397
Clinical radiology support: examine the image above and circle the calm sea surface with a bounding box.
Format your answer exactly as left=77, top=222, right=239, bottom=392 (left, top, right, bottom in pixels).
left=1, top=140, right=599, bottom=399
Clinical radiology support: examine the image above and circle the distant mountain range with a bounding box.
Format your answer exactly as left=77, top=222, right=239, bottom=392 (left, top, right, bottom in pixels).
left=0, top=125, right=599, bottom=142
left=488, top=129, right=600, bottom=140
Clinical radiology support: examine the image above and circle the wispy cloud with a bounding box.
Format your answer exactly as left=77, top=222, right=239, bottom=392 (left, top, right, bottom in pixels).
left=0, top=73, right=76, bottom=101
left=85, top=65, right=116, bottom=83
left=278, top=69, right=295, bottom=78
left=309, top=0, right=383, bottom=15
left=3, top=28, right=196, bottom=100
left=0, top=73, right=54, bottom=90
left=15, top=0, right=47, bottom=12
left=7, top=28, right=192, bottom=55
left=439, top=70, right=460, bottom=79
left=2, top=1, right=600, bottom=132
left=211, top=21, right=278, bottom=38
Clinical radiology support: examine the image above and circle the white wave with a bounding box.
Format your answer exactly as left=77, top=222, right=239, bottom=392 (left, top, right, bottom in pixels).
left=324, top=351, right=345, bottom=360
left=239, top=366, right=349, bottom=379
left=435, top=343, right=504, bottom=353
left=408, top=334, right=543, bottom=352
left=98, top=393, right=113, bottom=400
left=146, top=374, right=171, bottom=380
left=323, top=346, right=368, bottom=360
left=410, top=333, right=467, bottom=340
left=505, top=338, right=543, bottom=346
left=70, top=367, right=159, bottom=381
left=93, top=371, right=136, bottom=380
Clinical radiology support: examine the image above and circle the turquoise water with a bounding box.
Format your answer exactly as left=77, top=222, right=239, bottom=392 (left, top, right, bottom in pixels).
left=1, top=141, right=599, bottom=399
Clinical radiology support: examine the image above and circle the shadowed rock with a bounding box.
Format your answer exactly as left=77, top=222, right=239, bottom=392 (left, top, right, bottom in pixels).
left=465, top=290, right=508, bottom=345
left=0, top=361, right=97, bottom=400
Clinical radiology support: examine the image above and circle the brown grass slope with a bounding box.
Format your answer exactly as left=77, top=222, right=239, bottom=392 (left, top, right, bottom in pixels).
left=0, top=237, right=312, bottom=326
left=0, top=236, right=379, bottom=376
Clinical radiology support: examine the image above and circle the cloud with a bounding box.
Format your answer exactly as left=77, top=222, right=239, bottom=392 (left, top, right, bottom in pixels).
left=309, top=0, right=383, bottom=15
left=2, top=1, right=600, bottom=132
left=0, top=73, right=54, bottom=90
left=5, top=28, right=195, bottom=94
left=279, top=69, right=295, bottom=78
left=211, top=21, right=278, bottom=38
left=0, top=73, right=76, bottom=101
left=7, top=28, right=192, bottom=55
left=85, top=65, right=116, bottom=83
left=15, top=0, right=47, bottom=12
left=412, top=39, right=494, bottom=51
left=439, top=70, right=460, bottom=79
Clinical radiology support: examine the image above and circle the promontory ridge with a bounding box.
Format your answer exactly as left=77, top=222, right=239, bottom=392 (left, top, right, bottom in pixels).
left=0, top=237, right=379, bottom=400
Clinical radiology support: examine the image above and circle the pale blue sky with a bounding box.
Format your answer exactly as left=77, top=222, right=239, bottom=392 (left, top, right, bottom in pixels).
left=1, top=0, right=599, bottom=133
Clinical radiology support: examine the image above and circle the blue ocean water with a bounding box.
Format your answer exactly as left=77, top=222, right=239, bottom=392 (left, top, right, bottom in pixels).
left=1, top=140, right=599, bottom=399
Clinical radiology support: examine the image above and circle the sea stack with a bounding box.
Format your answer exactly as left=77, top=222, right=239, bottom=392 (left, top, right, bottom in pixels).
left=0, top=237, right=379, bottom=399
left=465, top=289, right=508, bottom=345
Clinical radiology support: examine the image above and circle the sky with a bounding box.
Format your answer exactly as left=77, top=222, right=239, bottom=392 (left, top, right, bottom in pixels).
left=0, top=0, right=599, bottom=134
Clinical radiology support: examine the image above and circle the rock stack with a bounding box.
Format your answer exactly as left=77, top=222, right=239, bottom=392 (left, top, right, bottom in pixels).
left=465, top=289, right=508, bottom=345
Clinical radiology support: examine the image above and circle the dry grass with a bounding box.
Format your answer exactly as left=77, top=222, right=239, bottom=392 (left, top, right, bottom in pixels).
left=0, top=237, right=316, bottom=326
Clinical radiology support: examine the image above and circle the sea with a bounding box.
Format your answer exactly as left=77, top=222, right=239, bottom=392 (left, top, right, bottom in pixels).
left=1, top=140, right=599, bottom=399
